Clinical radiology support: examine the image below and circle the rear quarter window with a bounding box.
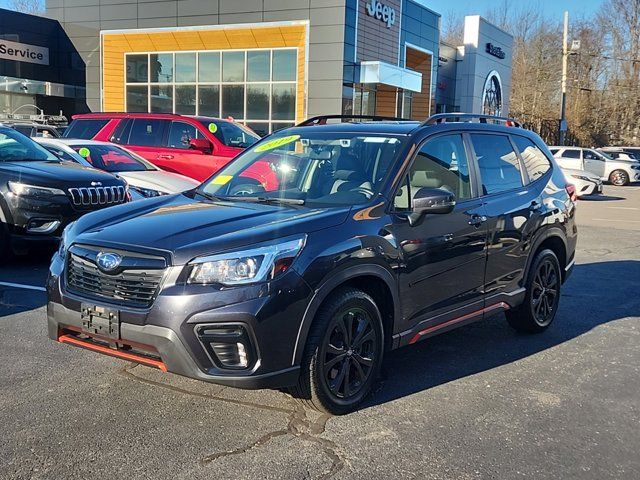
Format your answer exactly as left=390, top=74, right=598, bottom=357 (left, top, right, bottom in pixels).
left=64, top=119, right=109, bottom=139
left=512, top=136, right=552, bottom=183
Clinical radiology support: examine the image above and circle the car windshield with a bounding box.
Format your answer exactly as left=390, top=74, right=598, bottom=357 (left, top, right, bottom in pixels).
left=198, top=130, right=408, bottom=206
left=70, top=144, right=154, bottom=172
left=198, top=120, right=260, bottom=148
left=0, top=129, right=59, bottom=162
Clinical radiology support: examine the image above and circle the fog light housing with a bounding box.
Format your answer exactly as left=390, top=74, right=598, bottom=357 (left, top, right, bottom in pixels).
left=195, top=324, right=256, bottom=370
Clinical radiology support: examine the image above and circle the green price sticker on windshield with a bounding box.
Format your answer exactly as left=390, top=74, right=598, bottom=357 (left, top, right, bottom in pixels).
left=208, top=123, right=218, bottom=134
left=78, top=147, right=90, bottom=158
left=254, top=135, right=300, bottom=153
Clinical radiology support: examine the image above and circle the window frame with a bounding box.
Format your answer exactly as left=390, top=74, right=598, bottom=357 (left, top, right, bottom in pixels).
left=389, top=131, right=479, bottom=213
left=123, top=47, right=298, bottom=135
left=466, top=132, right=529, bottom=198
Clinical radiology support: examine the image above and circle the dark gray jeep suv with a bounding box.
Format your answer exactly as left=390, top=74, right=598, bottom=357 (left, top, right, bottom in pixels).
left=47, top=114, right=577, bottom=414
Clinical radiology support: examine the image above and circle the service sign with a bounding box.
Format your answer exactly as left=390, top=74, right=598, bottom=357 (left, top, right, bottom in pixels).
left=0, top=39, right=49, bottom=66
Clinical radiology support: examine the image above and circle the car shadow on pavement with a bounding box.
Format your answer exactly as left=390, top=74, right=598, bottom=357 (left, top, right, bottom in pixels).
left=365, top=260, right=640, bottom=409
left=0, top=248, right=53, bottom=317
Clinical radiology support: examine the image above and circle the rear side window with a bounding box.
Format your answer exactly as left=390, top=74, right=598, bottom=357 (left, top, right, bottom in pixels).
left=127, top=119, right=168, bottom=147
left=549, top=148, right=559, bottom=155
left=561, top=149, right=580, bottom=159
left=470, top=134, right=523, bottom=195
left=63, top=119, right=109, bottom=139
left=512, top=136, right=551, bottom=183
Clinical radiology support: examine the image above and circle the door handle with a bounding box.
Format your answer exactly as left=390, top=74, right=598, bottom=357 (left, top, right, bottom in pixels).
left=157, top=154, right=174, bottom=160
left=468, top=214, right=487, bottom=227
left=529, top=201, right=542, bottom=212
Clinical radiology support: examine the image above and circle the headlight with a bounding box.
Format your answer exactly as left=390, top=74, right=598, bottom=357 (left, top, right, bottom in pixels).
left=58, top=221, right=76, bottom=257
left=188, top=236, right=306, bottom=286
left=8, top=181, right=65, bottom=197
left=131, top=186, right=166, bottom=198
left=571, top=175, right=591, bottom=181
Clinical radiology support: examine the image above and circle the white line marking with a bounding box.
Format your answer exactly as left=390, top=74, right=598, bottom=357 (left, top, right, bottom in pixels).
left=606, top=206, right=639, bottom=210
left=592, top=218, right=640, bottom=224
left=0, top=281, right=46, bottom=292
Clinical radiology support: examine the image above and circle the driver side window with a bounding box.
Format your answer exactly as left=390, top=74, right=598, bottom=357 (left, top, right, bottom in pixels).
left=584, top=150, right=600, bottom=160
left=394, top=134, right=471, bottom=210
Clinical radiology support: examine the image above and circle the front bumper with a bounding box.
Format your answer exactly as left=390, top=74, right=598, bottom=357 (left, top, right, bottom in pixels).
left=47, top=253, right=312, bottom=389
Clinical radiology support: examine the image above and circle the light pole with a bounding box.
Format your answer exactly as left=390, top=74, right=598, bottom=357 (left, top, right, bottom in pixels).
left=559, top=11, right=569, bottom=146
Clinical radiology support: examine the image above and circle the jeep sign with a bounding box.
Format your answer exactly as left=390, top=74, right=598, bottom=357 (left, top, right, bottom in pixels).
left=0, top=39, right=49, bottom=65
left=365, top=0, right=396, bottom=28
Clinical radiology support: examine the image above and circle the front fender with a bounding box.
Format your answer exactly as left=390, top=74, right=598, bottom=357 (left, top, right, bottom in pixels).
left=291, top=262, right=400, bottom=366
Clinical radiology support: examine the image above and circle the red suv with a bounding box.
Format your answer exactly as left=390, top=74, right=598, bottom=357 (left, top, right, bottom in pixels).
left=63, top=113, right=261, bottom=182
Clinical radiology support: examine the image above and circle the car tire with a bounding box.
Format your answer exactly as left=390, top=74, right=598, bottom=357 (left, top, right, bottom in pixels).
left=290, top=287, right=384, bottom=415
left=609, top=169, right=629, bottom=186
left=506, top=249, right=561, bottom=334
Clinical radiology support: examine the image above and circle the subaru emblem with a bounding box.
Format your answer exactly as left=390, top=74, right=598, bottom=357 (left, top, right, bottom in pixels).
left=96, top=252, right=122, bottom=272
left=91, top=181, right=102, bottom=187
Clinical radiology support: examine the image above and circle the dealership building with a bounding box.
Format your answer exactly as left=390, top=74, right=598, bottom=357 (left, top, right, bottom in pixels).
left=3, top=1, right=512, bottom=133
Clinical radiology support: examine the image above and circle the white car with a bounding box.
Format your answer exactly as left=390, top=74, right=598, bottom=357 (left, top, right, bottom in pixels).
left=561, top=168, right=603, bottom=197
left=548, top=146, right=640, bottom=186
left=35, top=138, right=199, bottom=199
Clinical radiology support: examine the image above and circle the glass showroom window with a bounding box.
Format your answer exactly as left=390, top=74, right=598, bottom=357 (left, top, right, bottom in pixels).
left=125, top=48, right=297, bottom=135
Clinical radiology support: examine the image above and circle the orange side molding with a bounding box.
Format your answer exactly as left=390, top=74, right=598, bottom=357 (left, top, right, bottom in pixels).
left=58, top=334, right=168, bottom=372
left=409, top=302, right=510, bottom=344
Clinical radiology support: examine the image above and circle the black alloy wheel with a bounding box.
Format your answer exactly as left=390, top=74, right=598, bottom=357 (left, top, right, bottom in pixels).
left=321, top=307, right=376, bottom=399
left=291, top=287, right=384, bottom=414
left=530, top=258, right=560, bottom=327
left=506, top=249, right=561, bottom=333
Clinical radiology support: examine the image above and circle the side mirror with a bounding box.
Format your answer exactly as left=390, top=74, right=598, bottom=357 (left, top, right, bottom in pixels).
left=408, top=187, right=456, bottom=225
left=189, top=138, right=213, bottom=154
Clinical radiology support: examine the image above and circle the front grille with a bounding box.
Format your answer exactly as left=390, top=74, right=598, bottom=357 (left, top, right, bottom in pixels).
left=68, top=186, right=126, bottom=208
left=66, top=249, right=165, bottom=308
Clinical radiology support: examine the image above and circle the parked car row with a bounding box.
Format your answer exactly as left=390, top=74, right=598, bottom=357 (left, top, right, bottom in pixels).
left=0, top=113, right=261, bottom=257
left=549, top=145, right=640, bottom=186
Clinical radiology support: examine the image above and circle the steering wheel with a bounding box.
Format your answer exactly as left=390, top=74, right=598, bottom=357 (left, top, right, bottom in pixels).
left=351, top=186, right=374, bottom=198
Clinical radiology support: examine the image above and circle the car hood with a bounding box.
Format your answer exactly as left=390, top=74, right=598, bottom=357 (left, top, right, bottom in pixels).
left=0, top=160, right=121, bottom=187
left=70, top=193, right=351, bottom=264
left=117, top=170, right=199, bottom=194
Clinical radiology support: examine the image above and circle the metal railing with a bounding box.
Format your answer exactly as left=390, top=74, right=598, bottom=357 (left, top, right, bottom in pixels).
left=297, top=115, right=413, bottom=126
left=422, top=113, right=522, bottom=127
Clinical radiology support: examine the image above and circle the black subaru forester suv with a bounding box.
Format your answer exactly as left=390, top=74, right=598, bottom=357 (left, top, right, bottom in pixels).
left=48, top=114, right=577, bottom=414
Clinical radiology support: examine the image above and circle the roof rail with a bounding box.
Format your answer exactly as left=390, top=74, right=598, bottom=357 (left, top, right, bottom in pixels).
left=297, top=114, right=412, bottom=126
left=423, top=113, right=521, bottom=128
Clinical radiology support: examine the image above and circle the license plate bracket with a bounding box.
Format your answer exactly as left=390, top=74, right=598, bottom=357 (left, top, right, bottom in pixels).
left=81, top=303, right=120, bottom=340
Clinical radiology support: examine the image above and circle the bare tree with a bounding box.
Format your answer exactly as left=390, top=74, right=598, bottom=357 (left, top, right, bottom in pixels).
left=8, top=0, right=44, bottom=15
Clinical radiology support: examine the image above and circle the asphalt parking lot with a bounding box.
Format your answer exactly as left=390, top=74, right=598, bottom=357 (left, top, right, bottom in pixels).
left=1, top=185, right=639, bottom=480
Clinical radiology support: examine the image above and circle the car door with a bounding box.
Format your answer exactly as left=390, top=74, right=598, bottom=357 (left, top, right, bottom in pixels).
left=583, top=149, right=607, bottom=179
left=121, top=118, right=170, bottom=164
left=469, top=132, right=538, bottom=301
left=389, top=132, right=488, bottom=333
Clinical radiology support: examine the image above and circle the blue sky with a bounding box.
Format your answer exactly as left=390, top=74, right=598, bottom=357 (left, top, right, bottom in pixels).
left=425, top=0, right=604, bottom=21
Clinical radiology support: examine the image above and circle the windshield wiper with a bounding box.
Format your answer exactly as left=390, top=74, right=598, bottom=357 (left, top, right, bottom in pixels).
left=222, top=196, right=305, bottom=205
left=196, top=190, right=224, bottom=202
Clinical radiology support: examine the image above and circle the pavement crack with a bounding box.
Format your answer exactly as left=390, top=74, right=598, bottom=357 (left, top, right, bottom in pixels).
left=200, top=405, right=346, bottom=478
